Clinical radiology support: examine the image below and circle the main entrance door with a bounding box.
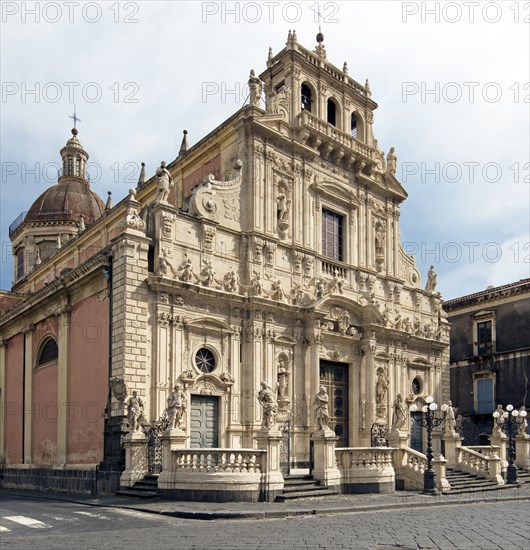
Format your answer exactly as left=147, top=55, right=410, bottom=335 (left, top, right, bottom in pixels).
left=319, top=361, right=349, bottom=447
left=190, top=395, right=219, bottom=448
left=410, top=411, right=423, bottom=452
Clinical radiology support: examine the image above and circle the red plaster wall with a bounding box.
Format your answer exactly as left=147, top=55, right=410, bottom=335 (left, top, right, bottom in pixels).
left=32, top=362, right=58, bottom=464
left=181, top=154, right=221, bottom=201
left=4, top=334, right=24, bottom=464
left=67, top=294, right=109, bottom=463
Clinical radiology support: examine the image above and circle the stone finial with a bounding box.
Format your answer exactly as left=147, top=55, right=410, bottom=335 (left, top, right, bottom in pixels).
left=365, top=79, right=371, bottom=97
left=105, top=191, right=113, bottom=212
left=78, top=215, right=85, bottom=233
left=128, top=188, right=136, bottom=200
left=179, top=130, right=189, bottom=155
left=343, top=62, right=348, bottom=74
left=137, top=162, right=146, bottom=187
left=292, top=30, right=297, bottom=42
left=268, top=47, right=273, bottom=61
left=287, top=30, right=292, bottom=43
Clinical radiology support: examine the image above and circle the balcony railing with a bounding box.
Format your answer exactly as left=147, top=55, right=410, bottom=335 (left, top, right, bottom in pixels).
left=9, top=211, right=27, bottom=236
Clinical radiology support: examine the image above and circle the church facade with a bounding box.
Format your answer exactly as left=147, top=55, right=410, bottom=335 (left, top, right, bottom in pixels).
left=0, top=33, right=450, bottom=495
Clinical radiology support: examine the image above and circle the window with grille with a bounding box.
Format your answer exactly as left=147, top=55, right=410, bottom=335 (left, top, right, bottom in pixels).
left=477, top=321, right=492, bottom=356
left=322, top=209, right=344, bottom=261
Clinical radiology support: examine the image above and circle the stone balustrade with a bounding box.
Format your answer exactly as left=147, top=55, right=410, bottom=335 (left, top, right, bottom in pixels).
left=172, top=449, right=264, bottom=474
left=335, top=447, right=395, bottom=494
left=392, top=446, right=427, bottom=491
left=457, top=446, right=504, bottom=485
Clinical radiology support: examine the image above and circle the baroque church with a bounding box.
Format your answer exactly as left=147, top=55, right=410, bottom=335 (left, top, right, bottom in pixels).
left=0, top=32, right=451, bottom=498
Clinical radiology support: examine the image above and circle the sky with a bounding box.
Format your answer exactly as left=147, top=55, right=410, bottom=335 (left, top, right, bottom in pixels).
left=1, top=0, right=529, bottom=298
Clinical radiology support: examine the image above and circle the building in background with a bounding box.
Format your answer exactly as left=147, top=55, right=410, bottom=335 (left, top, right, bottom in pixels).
left=0, top=32, right=450, bottom=496
left=444, top=279, right=530, bottom=443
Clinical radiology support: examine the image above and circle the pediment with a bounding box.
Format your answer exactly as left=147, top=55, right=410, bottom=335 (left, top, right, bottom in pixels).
left=310, top=181, right=359, bottom=209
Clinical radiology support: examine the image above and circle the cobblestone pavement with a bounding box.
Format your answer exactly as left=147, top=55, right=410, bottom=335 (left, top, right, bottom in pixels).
left=1, top=495, right=529, bottom=550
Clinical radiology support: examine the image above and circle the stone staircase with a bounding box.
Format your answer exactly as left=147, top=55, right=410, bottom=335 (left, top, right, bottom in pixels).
left=116, top=474, right=159, bottom=499
left=275, top=474, right=339, bottom=502
left=445, top=467, right=530, bottom=494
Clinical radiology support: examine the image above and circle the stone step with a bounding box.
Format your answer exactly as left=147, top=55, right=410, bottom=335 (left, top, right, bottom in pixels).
left=115, top=489, right=159, bottom=499
left=445, top=483, right=514, bottom=495
left=282, top=483, right=324, bottom=493
left=275, top=488, right=339, bottom=502
left=283, top=478, right=319, bottom=487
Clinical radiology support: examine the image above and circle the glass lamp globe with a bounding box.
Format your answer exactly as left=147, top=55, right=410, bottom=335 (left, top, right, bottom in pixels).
left=521, top=410, right=528, bottom=418
left=410, top=404, right=418, bottom=412
left=502, top=412, right=509, bottom=418
left=493, top=411, right=500, bottom=418
left=426, top=396, right=434, bottom=404
left=429, top=403, right=438, bottom=411
left=422, top=405, right=428, bottom=413
left=441, top=404, right=449, bottom=412
left=512, top=409, right=519, bottom=417
left=506, top=404, right=514, bottom=412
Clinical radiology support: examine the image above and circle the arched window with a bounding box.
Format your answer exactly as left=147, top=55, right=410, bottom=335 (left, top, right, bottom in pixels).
left=301, top=83, right=312, bottom=112
left=351, top=113, right=358, bottom=137
left=37, top=337, right=59, bottom=366
left=16, top=249, right=24, bottom=281
left=327, top=99, right=337, bottom=126
left=194, top=348, right=216, bottom=373
left=411, top=377, right=421, bottom=395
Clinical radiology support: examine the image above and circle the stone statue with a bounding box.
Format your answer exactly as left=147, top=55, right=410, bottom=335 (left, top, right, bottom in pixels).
left=375, top=224, right=385, bottom=257
left=425, top=265, right=437, bottom=292
left=386, top=147, right=397, bottom=175
left=178, top=259, right=194, bottom=282
left=156, top=161, right=174, bottom=204
left=455, top=414, right=463, bottom=435
left=248, top=69, right=263, bottom=108
left=224, top=267, right=239, bottom=292
left=166, top=383, right=187, bottom=429
left=376, top=371, right=388, bottom=405
left=314, top=386, right=331, bottom=431
left=270, top=279, right=287, bottom=303
left=493, top=404, right=505, bottom=435
left=277, top=357, right=289, bottom=399
left=517, top=406, right=528, bottom=436
left=125, top=390, right=144, bottom=432
left=391, top=394, right=406, bottom=430
left=250, top=271, right=263, bottom=296
left=258, top=381, right=278, bottom=430
left=157, top=247, right=176, bottom=278
left=277, top=191, right=289, bottom=221
left=200, top=260, right=215, bottom=287
left=443, top=400, right=457, bottom=435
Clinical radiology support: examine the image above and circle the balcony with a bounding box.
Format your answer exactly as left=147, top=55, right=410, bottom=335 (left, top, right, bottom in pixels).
left=296, top=110, right=378, bottom=172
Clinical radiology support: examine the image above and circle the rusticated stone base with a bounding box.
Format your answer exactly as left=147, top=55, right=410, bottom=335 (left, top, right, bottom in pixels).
left=341, top=480, right=395, bottom=494
left=157, top=487, right=263, bottom=502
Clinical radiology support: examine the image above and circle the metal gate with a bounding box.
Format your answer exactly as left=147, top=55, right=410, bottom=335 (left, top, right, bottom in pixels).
left=146, top=415, right=168, bottom=474
left=279, top=420, right=291, bottom=476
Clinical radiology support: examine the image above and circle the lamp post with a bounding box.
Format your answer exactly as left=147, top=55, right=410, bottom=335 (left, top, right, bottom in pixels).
left=493, top=404, right=528, bottom=484
left=410, top=396, right=448, bottom=495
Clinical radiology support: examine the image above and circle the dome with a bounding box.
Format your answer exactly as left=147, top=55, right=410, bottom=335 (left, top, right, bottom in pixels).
left=25, top=180, right=105, bottom=226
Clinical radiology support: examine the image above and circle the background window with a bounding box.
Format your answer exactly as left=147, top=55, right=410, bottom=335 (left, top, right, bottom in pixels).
left=16, top=250, right=24, bottom=280
left=322, top=209, right=343, bottom=261
left=38, top=338, right=58, bottom=366
left=476, top=378, right=494, bottom=414
left=327, top=99, right=337, bottom=126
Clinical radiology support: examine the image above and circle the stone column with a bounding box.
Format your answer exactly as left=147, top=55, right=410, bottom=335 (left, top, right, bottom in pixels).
left=256, top=429, right=284, bottom=502
left=120, top=431, right=149, bottom=487
left=312, top=429, right=341, bottom=491
left=56, top=307, right=70, bottom=464
left=157, top=428, right=187, bottom=490
left=23, top=325, right=34, bottom=464
left=433, top=455, right=450, bottom=492
left=515, top=434, right=530, bottom=470
left=490, top=431, right=508, bottom=472
left=442, top=432, right=463, bottom=468
left=0, top=340, right=6, bottom=463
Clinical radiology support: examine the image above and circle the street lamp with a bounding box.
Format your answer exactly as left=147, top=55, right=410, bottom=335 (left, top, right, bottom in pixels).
left=410, top=396, right=449, bottom=495
left=493, top=404, right=528, bottom=484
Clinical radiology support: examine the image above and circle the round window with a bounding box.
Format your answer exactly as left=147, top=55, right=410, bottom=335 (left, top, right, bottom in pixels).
left=195, top=348, right=216, bottom=373
left=411, top=377, right=421, bottom=395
